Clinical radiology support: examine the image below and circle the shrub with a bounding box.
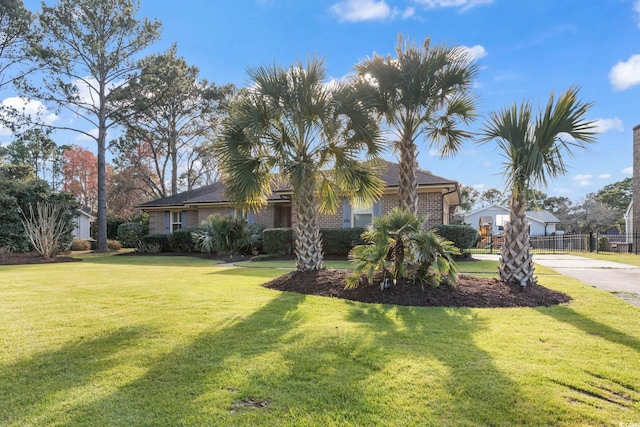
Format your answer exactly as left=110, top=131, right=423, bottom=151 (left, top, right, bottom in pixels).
left=597, top=236, right=610, bottom=252
left=106, top=218, right=124, bottom=240
left=247, top=223, right=266, bottom=254
left=117, top=222, right=148, bottom=249
left=20, top=201, right=75, bottom=258
left=107, top=239, right=122, bottom=251
left=194, top=215, right=250, bottom=255
left=320, top=227, right=365, bottom=255
left=431, top=224, right=478, bottom=254
left=347, top=208, right=460, bottom=289
left=168, top=228, right=201, bottom=252
left=70, top=238, right=91, bottom=251
left=140, top=234, right=169, bottom=253
left=263, top=228, right=293, bottom=255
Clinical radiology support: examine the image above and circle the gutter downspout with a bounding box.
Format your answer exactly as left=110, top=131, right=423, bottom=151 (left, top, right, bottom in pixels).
left=442, top=185, right=459, bottom=224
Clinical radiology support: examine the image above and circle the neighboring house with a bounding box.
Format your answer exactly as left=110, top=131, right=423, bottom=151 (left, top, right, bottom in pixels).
left=625, top=200, right=633, bottom=237
left=464, top=205, right=561, bottom=236
left=73, top=209, right=95, bottom=240
left=137, top=161, right=461, bottom=234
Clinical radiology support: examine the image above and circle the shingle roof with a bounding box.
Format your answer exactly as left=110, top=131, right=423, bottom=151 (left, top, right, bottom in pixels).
left=525, top=210, right=561, bottom=223
left=137, top=160, right=458, bottom=208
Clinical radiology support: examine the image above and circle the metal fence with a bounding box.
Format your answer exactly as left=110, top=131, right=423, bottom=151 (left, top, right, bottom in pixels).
left=471, top=231, right=640, bottom=255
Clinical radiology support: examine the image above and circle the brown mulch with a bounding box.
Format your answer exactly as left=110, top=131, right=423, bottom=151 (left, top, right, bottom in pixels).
left=0, top=252, right=81, bottom=265
left=263, top=269, right=571, bottom=308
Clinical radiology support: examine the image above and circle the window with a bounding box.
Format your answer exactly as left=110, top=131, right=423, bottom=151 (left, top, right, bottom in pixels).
left=171, top=211, right=182, bottom=232
left=352, top=204, right=373, bottom=228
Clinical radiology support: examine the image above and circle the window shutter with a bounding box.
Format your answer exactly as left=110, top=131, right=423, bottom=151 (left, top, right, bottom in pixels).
left=373, top=201, right=382, bottom=217
left=342, top=199, right=351, bottom=228
left=164, top=211, right=170, bottom=234
left=181, top=211, right=187, bottom=228
left=247, top=210, right=255, bottom=224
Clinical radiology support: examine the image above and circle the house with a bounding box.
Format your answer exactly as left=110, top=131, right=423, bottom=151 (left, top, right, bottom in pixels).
left=137, top=161, right=461, bottom=234
left=464, top=205, right=561, bottom=236
left=625, top=200, right=634, bottom=237
left=73, top=209, right=95, bottom=240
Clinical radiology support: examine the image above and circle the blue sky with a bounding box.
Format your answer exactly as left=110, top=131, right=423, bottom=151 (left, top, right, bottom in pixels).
left=8, top=0, right=640, bottom=200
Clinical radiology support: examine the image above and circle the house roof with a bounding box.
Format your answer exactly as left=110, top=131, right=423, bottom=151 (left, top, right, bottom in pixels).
left=137, top=161, right=459, bottom=209
left=464, top=205, right=561, bottom=224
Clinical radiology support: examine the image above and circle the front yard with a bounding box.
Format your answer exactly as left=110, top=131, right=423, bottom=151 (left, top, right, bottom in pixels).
left=1, top=253, right=639, bottom=426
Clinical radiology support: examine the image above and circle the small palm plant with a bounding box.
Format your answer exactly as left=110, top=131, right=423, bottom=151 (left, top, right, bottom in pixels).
left=194, top=215, right=250, bottom=256
left=347, top=208, right=460, bottom=289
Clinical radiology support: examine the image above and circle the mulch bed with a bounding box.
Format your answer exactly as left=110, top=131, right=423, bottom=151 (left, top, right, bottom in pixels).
left=0, top=252, right=81, bottom=265
left=263, top=269, right=571, bottom=308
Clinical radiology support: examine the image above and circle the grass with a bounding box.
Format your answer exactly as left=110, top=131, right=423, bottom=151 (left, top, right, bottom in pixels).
left=575, top=251, right=640, bottom=267
left=242, top=258, right=559, bottom=277
left=1, top=252, right=639, bottom=426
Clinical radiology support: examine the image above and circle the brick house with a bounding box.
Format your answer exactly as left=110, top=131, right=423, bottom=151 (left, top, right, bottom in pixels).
left=137, top=161, right=461, bottom=234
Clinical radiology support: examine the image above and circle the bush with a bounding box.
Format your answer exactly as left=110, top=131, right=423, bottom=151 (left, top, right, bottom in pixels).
left=117, top=222, right=148, bottom=249
left=168, top=228, right=201, bottom=252
left=140, top=234, right=169, bottom=253
left=70, top=238, right=91, bottom=251
left=107, top=239, right=122, bottom=251
left=347, top=208, right=460, bottom=289
left=263, top=228, right=293, bottom=255
left=431, top=224, right=478, bottom=252
left=247, top=223, right=266, bottom=254
left=320, top=227, right=366, bottom=255
left=598, top=236, right=610, bottom=252
left=194, top=215, right=250, bottom=255
left=106, top=218, right=124, bottom=240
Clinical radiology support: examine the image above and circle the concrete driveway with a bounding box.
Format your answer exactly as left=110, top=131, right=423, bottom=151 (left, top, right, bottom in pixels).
left=474, top=253, right=640, bottom=306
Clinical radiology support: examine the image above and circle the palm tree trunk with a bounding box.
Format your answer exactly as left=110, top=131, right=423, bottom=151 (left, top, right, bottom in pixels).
left=500, top=193, right=536, bottom=287
left=292, top=177, right=323, bottom=271
left=398, top=136, right=419, bottom=216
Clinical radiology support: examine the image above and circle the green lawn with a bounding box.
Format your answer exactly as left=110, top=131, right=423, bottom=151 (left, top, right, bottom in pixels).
left=243, top=258, right=559, bottom=277
left=575, top=251, right=640, bottom=267
left=1, top=252, right=639, bottom=426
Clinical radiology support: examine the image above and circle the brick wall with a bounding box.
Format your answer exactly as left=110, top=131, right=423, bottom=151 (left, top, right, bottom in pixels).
left=634, top=125, right=640, bottom=236
left=148, top=211, right=164, bottom=234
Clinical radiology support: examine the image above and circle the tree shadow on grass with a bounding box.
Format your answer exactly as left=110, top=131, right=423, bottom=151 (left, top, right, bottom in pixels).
left=344, top=303, right=559, bottom=425
left=0, top=325, right=151, bottom=425
left=536, top=305, right=640, bottom=353
left=60, top=293, right=307, bottom=425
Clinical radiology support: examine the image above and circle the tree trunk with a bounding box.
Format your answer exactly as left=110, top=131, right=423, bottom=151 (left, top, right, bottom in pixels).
left=398, top=136, right=419, bottom=216
left=292, top=177, right=323, bottom=271
left=499, top=193, right=536, bottom=286
left=96, top=80, right=108, bottom=251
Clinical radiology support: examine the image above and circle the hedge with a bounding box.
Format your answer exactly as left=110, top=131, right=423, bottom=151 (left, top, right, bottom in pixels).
left=117, top=222, right=148, bottom=248
left=320, top=227, right=366, bottom=255
left=140, top=234, right=169, bottom=253
left=168, top=228, right=201, bottom=252
left=262, top=227, right=366, bottom=256
left=262, top=228, right=293, bottom=255
left=431, top=224, right=478, bottom=251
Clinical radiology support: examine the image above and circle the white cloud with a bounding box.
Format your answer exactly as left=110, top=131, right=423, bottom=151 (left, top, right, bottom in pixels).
left=0, top=97, right=59, bottom=136
left=428, top=148, right=440, bottom=156
left=598, top=173, right=611, bottom=179
left=622, top=166, right=633, bottom=175
left=415, top=0, right=494, bottom=12
left=609, top=54, right=640, bottom=91
left=460, top=45, right=488, bottom=61
left=73, top=77, right=124, bottom=107
left=634, top=1, right=640, bottom=27
left=330, top=0, right=394, bottom=22
left=402, top=7, right=415, bottom=18
left=572, top=174, right=593, bottom=187
left=74, top=128, right=99, bottom=142
left=592, top=118, right=624, bottom=133
left=471, top=183, right=486, bottom=190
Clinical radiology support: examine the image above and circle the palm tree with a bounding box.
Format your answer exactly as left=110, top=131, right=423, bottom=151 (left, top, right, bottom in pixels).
left=217, top=58, right=384, bottom=272
left=480, top=86, right=596, bottom=287
left=354, top=35, right=478, bottom=215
